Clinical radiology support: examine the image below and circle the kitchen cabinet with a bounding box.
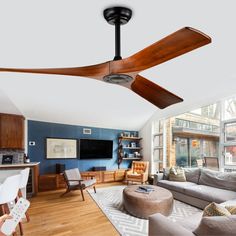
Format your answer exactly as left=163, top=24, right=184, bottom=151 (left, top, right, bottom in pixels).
left=0, top=113, right=25, bottom=149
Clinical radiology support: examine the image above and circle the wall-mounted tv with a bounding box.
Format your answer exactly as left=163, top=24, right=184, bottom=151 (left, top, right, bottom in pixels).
left=79, top=139, right=113, bottom=159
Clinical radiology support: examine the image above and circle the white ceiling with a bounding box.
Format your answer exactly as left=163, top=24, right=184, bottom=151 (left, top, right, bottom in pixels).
left=0, top=0, right=236, bottom=130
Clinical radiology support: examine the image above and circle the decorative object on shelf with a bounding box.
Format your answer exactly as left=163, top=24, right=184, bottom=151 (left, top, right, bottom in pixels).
left=24, top=153, right=30, bottom=163
left=118, top=134, right=142, bottom=168
left=124, top=132, right=130, bottom=137
left=46, top=138, right=77, bottom=159
left=131, top=142, right=136, bottom=148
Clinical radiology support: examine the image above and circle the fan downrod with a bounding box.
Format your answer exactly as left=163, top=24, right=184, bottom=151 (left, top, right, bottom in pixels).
left=103, top=6, right=132, bottom=61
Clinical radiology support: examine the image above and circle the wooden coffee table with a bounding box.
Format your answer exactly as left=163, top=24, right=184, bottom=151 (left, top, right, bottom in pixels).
left=123, top=185, right=173, bottom=219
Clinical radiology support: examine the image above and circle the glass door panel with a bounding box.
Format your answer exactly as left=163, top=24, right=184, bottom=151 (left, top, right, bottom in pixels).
left=190, top=139, right=201, bottom=167
left=202, top=140, right=219, bottom=157
left=176, top=138, right=188, bottom=167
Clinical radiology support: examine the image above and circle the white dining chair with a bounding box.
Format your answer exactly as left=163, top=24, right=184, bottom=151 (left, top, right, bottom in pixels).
left=19, top=168, right=30, bottom=199
left=0, top=174, right=21, bottom=235
left=18, top=168, right=30, bottom=222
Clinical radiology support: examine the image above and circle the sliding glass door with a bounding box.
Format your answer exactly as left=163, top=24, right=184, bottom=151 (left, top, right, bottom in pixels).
left=176, top=137, right=218, bottom=167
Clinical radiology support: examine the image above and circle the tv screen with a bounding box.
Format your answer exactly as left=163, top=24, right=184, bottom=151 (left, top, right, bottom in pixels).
left=79, top=139, right=113, bottom=159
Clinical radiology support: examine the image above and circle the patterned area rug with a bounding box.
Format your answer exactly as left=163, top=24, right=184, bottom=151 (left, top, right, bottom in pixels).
left=88, top=185, right=201, bottom=236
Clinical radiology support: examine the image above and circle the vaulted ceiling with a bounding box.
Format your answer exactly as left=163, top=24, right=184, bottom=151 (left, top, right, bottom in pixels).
left=0, top=0, right=236, bottom=130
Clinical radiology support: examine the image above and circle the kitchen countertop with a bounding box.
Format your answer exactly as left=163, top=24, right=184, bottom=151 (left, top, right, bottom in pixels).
left=0, top=162, right=40, bottom=168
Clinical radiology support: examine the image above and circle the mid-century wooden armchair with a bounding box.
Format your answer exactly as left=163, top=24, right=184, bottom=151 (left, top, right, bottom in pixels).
left=62, top=168, right=96, bottom=201
left=125, top=161, right=149, bottom=184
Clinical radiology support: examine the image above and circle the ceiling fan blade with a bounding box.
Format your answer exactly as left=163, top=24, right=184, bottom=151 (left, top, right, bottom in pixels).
left=111, top=27, right=211, bottom=74
left=131, top=75, right=183, bottom=109
left=0, top=62, right=109, bottom=79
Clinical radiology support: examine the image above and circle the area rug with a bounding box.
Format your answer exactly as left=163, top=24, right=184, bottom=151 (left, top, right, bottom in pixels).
left=88, top=185, right=201, bottom=236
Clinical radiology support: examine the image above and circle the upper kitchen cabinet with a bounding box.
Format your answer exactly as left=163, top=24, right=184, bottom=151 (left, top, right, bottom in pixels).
left=0, top=113, right=25, bottom=149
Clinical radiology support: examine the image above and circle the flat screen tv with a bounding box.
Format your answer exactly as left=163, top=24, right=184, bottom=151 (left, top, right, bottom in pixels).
left=79, top=139, right=113, bottom=159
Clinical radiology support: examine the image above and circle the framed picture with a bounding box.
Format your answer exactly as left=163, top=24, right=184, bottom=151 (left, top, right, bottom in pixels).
left=46, top=138, right=77, bottom=159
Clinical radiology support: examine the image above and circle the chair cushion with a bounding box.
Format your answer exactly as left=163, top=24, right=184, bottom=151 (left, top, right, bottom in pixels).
left=194, top=215, right=236, bottom=236
left=169, top=167, right=186, bottom=182
left=184, top=168, right=201, bottom=184
left=203, top=202, right=231, bottom=217
left=184, top=185, right=236, bottom=203
left=64, top=168, right=81, bottom=183
left=133, top=162, right=148, bottom=174
left=127, top=173, right=142, bottom=179
left=157, top=180, right=197, bottom=193
left=199, top=169, right=236, bottom=191
left=81, top=179, right=96, bottom=188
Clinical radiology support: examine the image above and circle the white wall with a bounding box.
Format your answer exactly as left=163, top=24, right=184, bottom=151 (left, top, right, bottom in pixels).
left=139, top=121, right=153, bottom=173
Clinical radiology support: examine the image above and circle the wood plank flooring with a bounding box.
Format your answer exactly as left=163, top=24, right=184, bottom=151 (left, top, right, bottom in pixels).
left=22, top=183, right=122, bottom=236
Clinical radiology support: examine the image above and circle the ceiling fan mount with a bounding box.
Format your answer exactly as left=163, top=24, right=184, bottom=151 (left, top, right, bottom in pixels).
left=0, top=6, right=212, bottom=109
left=103, top=6, right=132, bottom=26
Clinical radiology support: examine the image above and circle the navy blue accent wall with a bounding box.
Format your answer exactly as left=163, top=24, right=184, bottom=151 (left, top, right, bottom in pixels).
left=28, top=120, right=137, bottom=174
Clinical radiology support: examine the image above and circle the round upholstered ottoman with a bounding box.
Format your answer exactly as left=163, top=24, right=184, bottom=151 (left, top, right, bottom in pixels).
left=123, top=185, right=173, bottom=219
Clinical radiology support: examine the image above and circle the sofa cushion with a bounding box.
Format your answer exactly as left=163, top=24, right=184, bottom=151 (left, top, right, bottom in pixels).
left=184, top=168, right=200, bottom=184
left=203, top=202, right=231, bottom=217
left=185, top=185, right=236, bottom=203
left=169, top=167, right=186, bottom=182
left=157, top=180, right=197, bottom=193
left=194, top=215, right=236, bottom=236
left=221, top=199, right=236, bottom=207
left=163, top=167, right=170, bottom=180
left=199, top=169, right=236, bottom=191
left=177, top=212, right=202, bottom=231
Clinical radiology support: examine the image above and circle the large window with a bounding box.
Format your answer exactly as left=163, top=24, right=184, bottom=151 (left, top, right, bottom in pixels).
left=176, top=138, right=218, bottom=168
left=222, top=120, right=236, bottom=166
left=151, top=96, right=236, bottom=173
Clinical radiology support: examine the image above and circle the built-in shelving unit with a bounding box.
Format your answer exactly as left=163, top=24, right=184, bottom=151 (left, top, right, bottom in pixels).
left=118, top=135, right=142, bottom=168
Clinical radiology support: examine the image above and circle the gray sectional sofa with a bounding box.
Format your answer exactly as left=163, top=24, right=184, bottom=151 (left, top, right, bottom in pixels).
left=149, top=168, right=236, bottom=236
left=153, top=168, right=236, bottom=209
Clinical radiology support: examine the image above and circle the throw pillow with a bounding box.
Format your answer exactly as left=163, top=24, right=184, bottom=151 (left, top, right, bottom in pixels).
left=168, top=167, right=186, bottom=182
left=203, top=202, right=231, bottom=217
left=225, top=206, right=236, bottom=215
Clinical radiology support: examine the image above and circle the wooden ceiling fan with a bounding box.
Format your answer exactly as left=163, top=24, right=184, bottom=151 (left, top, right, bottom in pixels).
left=0, top=6, right=211, bottom=109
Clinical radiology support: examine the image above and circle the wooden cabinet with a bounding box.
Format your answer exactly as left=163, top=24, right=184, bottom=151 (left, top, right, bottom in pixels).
left=0, top=113, right=25, bottom=149
left=39, top=169, right=127, bottom=191
left=103, top=171, right=115, bottom=182
left=114, top=169, right=126, bottom=181
left=81, top=171, right=103, bottom=183
left=39, top=174, right=66, bottom=192
left=81, top=170, right=126, bottom=183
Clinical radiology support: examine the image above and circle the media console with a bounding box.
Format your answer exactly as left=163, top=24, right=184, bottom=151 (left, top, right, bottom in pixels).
left=38, top=169, right=127, bottom=191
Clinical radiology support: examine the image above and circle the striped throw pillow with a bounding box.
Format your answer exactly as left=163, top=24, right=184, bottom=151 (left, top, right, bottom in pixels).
left=203, top=202, right=231, bottom=217
left=225, top=205, right=236, bottom=215
left=168, top=167, right=186, bottom=182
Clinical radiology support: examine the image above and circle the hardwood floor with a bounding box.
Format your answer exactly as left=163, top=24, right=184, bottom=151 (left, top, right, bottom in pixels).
left=22, top=183, right=122, bottom=236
